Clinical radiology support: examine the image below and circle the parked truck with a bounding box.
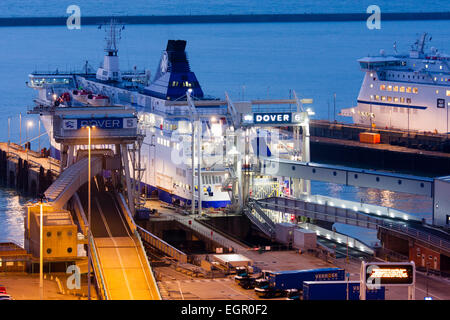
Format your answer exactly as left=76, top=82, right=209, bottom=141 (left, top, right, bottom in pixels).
left=303, top=281, right=385, bottom=300
left=254, top=268, right=345, bottom=298
left=234, top=267, right=269, bottom=289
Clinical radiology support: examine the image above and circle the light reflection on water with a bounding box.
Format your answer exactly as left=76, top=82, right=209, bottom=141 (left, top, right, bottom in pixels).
left=312, top=181, right=432, bottom=220
left=0, top=188, right=31, bottom=247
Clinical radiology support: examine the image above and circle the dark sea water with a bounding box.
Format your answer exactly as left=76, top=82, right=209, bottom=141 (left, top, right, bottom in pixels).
left=0, top=1, right=442, bottom=244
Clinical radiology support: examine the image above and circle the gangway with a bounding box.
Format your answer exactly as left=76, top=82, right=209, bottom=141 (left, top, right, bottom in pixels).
left=44, top=156, right=103, bottom=209
left=259, top=157, right=433, bottom=197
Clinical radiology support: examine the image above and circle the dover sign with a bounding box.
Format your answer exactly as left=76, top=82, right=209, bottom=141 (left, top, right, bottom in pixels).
left=253, top=112, right=307, bottom=125
left=254, top=113, right=291, bottom=124
left=63, top=118, right=137, bottom=130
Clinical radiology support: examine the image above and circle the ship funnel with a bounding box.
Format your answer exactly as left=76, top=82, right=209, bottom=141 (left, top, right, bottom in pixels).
left=143, top=40, right=204, bottom=100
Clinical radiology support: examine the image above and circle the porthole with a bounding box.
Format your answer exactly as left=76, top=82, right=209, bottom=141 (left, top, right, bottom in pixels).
left=398, top=180, right=402, bottom=185
left=292, top=166, right=296, bottom=171
left=57, top=231, right=62, bottom=237
left=67, top=247, right=73, bottom=253
left=312, top=169, right=316, bottom=173
left=333, top=171, right=337, bottom=176
left=420, top=183, right=424, bottom=188
left=376, top=177, right=380, bottom=182
left=67, top=231, right=72, bottom=237
left=46, top=248, right=52, bottom=254
left=354, top=174, right=358, bottom=179
left=46, top=232, right=51, bottom=237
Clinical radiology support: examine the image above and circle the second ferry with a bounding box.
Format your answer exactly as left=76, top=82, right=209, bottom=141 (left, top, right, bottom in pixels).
left=341, top=33, right=450, bottom=134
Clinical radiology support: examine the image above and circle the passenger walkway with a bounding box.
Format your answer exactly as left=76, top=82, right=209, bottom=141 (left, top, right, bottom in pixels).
left=44, top=156, right=102, bottom=209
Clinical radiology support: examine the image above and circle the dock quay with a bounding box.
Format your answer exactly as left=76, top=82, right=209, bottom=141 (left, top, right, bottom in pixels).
left=309, top=120, right=450, bottom=176
left=0, top=142, right=59, bottom=196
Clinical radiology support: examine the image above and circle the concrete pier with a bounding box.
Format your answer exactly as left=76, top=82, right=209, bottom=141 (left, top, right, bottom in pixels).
left=0, top=142, right=59, bottom=197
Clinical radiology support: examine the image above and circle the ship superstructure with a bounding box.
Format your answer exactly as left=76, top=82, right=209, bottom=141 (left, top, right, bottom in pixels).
left=340, top=33, right=450, bottom=133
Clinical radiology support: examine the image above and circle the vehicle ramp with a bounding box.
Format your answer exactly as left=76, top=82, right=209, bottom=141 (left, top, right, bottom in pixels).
left=77, top=178, right=161, bottom=300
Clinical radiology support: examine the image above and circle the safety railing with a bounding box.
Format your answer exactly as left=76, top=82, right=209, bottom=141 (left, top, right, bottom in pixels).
left=172, top=215, right=240, bottom=253
left=380, top=221, right=450, bottom=253
left=298, top=222, right=375, bottom=255
left=133, top=228, right=162, bottom=300
left=257, top=197, right=382, bottom=230
left=89, top=235, right=109, bottom=300
left=137, top=226, right=187, bottom=264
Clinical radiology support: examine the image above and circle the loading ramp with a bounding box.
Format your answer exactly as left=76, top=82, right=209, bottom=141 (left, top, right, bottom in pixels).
left=76, top=178, right=161, bottom=300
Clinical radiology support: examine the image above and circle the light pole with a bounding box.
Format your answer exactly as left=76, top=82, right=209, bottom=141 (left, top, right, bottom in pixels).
left=40, top=201, right=43, bottom=300
left=83, top=125, right=94, bottom=300
left=19, top=113, right=22, bottom=147
left=26, top=121, right=33, bottom=161
left=38, top=119, right=41, bottom=152
left=26, top=120, right=33, bottom=143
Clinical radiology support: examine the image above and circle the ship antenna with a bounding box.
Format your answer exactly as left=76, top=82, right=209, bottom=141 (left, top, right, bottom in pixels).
left=101, top=19, right=124, bottom=56
left=417, top=32, right=428, bottom=54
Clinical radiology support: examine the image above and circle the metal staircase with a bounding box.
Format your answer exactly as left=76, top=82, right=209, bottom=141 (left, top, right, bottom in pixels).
left=243, top=199, right=276, bottom=238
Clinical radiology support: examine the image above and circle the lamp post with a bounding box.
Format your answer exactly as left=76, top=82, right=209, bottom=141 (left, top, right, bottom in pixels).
left=19, top=113, right=22, bottom=147
left=40, top=200, right=44, bottom=300
left=26, top=121, right=33, bottom=161
left=38, top=119, right=41, bottom=152
left=83, top=125, right=95, bottom=300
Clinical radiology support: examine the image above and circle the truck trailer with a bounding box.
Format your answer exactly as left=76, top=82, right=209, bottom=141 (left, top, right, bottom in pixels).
left=303, top=281, right=385, bottom=300
left=254, top=268, right=345, bottom=298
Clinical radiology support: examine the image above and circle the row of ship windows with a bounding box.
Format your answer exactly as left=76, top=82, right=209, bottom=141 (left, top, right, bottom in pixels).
left=385, top=73, right=449, bottom=81
left=173, top=175, right=223, bottom=191
left=371, top=95, right=411, bottom=104
left=171, top=81, right=198, bottom=88
left=379, top=106, right=418, bottom=114
left=202, top=175, right=223, bottom=185
left=157, top=137, right=182, bottom=150
left=378, top=84, right=419, bottom=93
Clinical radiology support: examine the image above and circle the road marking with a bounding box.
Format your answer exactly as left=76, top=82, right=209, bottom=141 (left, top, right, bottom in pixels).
left=177, top=281, right=185, bottom=300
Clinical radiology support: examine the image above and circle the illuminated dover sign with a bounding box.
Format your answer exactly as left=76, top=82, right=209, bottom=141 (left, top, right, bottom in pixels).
left=63, top=118, right=137, bottom=130
left=252, top=112, right=306, bottom=125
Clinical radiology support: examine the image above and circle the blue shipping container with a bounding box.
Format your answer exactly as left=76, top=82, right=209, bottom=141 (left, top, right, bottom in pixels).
left=268, top=268, right=345, bottom=291
left=303, top=281, right=385, bottom=300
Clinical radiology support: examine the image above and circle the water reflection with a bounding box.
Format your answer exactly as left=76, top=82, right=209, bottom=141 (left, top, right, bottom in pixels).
left=312, top=181, right=432, bottom=221
left=0, top=188, right=31, bottom=247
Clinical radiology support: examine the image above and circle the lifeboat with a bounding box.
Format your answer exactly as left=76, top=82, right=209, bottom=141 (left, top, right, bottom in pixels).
left=54, top=92, right=71, bottom=107
left=72, top=89, right=92, bottom=103
left=87, top=94, right=110, bottom=106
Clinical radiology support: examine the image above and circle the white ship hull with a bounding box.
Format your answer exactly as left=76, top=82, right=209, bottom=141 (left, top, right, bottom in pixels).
left=341, top=33, right=450, bottom=133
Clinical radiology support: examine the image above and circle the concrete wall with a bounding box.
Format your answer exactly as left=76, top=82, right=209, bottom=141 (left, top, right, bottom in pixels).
left=433, top=178, right=450, bottom=229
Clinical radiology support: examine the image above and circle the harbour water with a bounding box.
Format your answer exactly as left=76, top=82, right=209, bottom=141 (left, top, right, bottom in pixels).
left=0, top=6, right=442, bottom=245
left=1, top=0, right=450, bottom=17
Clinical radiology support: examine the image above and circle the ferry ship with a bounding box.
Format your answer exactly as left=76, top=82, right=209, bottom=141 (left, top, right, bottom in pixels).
left=27, top=21, right=300, bottom=210
left=340, top=33, right=450, bottom=133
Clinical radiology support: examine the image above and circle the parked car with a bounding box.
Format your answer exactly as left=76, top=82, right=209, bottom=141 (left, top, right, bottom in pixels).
left=0, top=294, right=12, bottom=300
left=0, top=285, right=6, bottom=294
